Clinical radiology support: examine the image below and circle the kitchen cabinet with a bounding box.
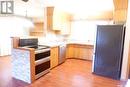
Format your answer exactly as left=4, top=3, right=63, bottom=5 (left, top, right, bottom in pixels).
left=53, top=9, right=71, bottom=35
left=45, top=7, right=71, bottom=34
left=66, top=45, right=74, bottom=58
left=50, top=46, right=59, bottom=69
left=66, top=44, right=94, bottom=60
left=30, top=22, right=44, bottom=36
left=46, top=7, right=54, bottom=30
left=47, top=15, right=53, bottom=30
left=113, top=9, right=127, bottom=24
left=47, top=7, right=54, bottom=16
left=113, top=0, right=128, bottom=24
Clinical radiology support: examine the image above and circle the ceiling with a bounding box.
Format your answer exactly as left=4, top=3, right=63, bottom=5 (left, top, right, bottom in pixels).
left=14, top=0, right=44, bottom=17
left=54, top=0, right=114, bottom=14
left=13, top=0, right=128, bottom=18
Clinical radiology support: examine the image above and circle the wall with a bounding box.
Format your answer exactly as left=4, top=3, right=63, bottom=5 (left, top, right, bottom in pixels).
left=14, top=0, right=44, bottom=18
left=0, top=17, right=33, bottom=56
left=121, top=0, right=130, bottom=80
left=72, top=11, right=113, bottom=20
left=68, top=20, right=113, bottom=44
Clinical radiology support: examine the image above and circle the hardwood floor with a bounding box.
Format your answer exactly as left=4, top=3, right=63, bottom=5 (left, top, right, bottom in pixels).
left=0, top=56, right=29, bottom=87
left=0, top=56, right=127, bottom=87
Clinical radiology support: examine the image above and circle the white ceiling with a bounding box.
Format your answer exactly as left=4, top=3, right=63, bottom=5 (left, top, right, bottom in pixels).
left=14, top=0, right=44, bottom=17
left=13, top=0, right=114, bottom=17
left=54, top=0, right=114, bottom=16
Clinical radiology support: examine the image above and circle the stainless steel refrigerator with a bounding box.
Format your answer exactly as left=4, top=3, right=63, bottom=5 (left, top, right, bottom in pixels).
left=92, top=25, right=125, bottom=80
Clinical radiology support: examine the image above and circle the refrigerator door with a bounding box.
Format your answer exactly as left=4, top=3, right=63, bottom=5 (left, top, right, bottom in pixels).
left=93, top=25, right=125, bottom=79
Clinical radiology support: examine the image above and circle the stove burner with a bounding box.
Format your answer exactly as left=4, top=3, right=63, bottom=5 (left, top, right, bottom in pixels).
left=27, top=45, right=50, bottom=50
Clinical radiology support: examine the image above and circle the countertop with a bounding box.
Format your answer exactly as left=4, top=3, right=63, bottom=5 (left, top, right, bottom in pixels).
left=39, top=40, right=94, bottom=47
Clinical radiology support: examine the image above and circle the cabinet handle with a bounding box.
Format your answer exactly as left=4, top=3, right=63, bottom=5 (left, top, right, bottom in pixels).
left=35, top=57, right=50, bottom=66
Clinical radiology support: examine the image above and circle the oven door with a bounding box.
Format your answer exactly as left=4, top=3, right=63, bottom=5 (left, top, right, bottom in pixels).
left=35, top=57, right=50, bottom=79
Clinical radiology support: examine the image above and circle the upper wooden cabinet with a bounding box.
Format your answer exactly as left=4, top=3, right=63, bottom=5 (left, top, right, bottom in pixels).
left=113, top=0, right=128, bottom=10
left=53, top=9, right=71, bottom=35
left=113, top=9, right=128, bottom=24
left=47, top=7, right=54, bottom=16
left=113, top=0, right=128, bottom=24
left=45, top=7, right=71, bottom=35
left=46, top=7, right=54, bottom=30
left=30, top=22, right=44, bottom=36
left=47, top=15, right=53, bottom=30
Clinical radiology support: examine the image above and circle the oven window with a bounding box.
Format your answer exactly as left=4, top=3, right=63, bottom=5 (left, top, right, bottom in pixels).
left=35, top=51, right=50, bottom=60
left=35, top=60, right=50, bottom=75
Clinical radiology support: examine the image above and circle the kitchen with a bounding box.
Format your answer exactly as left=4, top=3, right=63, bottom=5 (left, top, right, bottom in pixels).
left=0, top=0, right=130, bottom=87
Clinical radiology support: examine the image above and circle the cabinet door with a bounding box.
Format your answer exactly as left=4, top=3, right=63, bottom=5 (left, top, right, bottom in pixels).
left=53, top=9, right=71, bottom=34
left=73, top=47, right=79, bottom=58
left=53, top=9, right=62, bottom=30
left=50, top=47, right=59, bottom=69
left=66, top=46, right=74, bottom=58
left=47, top=15, right=53, bottom=30
left=76, top=47, right=93, bottom=60
left=47, top=7, right=54, bottom=16
left=87, top=48, right=93, bottom=60
left=66, top=44, right=93, bottom=60
left=46, top=7, right=54, bottom=30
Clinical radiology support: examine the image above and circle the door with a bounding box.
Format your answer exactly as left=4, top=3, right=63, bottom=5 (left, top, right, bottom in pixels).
left=94, top=25, right=125, bottom=79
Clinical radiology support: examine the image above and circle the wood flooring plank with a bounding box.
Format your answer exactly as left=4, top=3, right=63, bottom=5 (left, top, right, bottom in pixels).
left=0, top=56, right=127, bottom=87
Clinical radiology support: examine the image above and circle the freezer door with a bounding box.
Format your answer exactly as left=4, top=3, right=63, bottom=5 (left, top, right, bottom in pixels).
left=93, top=25, right=125, bottom=79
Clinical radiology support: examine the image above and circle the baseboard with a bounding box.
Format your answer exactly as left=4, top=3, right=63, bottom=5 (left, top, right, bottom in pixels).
left=66, top=57, right=92, bottom=61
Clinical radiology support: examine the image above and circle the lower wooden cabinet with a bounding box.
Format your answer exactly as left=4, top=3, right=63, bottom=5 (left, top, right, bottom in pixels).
left=66, top=45, right=74, bottom=58
left=50, top=44, right=93, bottom=69
left=50, top=46, right=59, bottom=69
left=66, top=44, right=94, bottom=60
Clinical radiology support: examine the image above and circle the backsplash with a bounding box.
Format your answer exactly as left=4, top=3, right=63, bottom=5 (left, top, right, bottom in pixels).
left=38, top=32, right=69, bottom=45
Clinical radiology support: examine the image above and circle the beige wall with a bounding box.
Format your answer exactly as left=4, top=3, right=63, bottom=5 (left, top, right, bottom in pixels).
left=0, top=17, right=33, bottom=56
left=121, top=0, right=130, bottom=80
